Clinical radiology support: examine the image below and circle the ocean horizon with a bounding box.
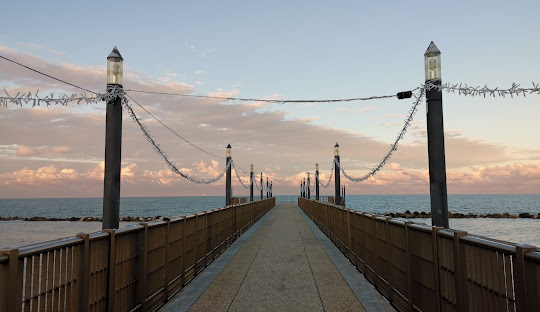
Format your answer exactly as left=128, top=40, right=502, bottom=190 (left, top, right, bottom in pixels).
left=1, top=194, right=539, bottom=248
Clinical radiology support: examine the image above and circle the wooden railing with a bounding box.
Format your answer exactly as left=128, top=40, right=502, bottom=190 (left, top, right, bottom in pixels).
left=298, top=197, right=540, bottom=312
left=0, top=198, right=275, bottom=312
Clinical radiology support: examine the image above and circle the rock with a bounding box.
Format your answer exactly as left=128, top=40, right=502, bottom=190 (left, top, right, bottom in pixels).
left=518, top=212, right=532, bottom=218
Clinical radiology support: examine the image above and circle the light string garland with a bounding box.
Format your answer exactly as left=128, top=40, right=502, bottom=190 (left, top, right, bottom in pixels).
left=124, top=93, right=225, bottom=160
left=319, top=164, right=334, bottom=188
left=335, top=88, right=424, bottom=183
left=123, top=93, right=230, bottom=184
left=423, top=81, right=540, bottom=98
left=232, top=161, right=252, bottom=189
left=254, top=176, right=263, bottom=191
left=0, top=90, right=103, bottom=107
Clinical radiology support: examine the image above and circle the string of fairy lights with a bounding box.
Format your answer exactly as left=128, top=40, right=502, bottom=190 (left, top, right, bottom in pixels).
left=2, top=53, right=539, bottom=189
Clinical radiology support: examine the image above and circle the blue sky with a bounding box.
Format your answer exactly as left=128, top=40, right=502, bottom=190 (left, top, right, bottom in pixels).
left=1, top=1, right=539, bottom=197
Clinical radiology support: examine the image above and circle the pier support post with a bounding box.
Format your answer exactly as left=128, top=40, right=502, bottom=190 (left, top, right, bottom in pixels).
left=103, top=47, right=124, bottom=230
left=425, top=42, right=449, bottom=228
left=226, top=144, right=232, bottom=206
left=315, top=163, right=320, bottom=201
left=334, top=143, right=341, bottom=206
left=250, top=164, right=254, bottom=202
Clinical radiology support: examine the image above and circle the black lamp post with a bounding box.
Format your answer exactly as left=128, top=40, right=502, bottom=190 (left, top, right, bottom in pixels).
left=334, top=143, right=341, bottom=206
left=270, top=181, right=272, bottom=197
left=315, top=163, right=320, bottom=201
left=226, top=144, right=232, bottom=206
left=266, top=177, right=269, bottom=198
left=249, top=164, right=254, bottom=202
left=425, top=41, right=449, bottom=228
left=260, top=173, right=263, bottom=200
left=307, top=172, right=311, bottom=199
left=103, top=47, right=123, bottom=230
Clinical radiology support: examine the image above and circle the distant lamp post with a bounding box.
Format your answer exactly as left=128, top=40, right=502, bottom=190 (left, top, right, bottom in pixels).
left=260, top=173, right=263, bottom=200
left=250, top=164, right=254, bottom=202
left=307, top=172, right=311, bottom=199
left=103, top=47, right=124, bottom=230
left=424, top=41, right=449, bottom=228
left=266, top=177, right=269, bottom=198
left=226, top=144, right=232, bottom=206
left=315, top=163, right=320, bottom=201
left=334, top=142, right=341, bottom=206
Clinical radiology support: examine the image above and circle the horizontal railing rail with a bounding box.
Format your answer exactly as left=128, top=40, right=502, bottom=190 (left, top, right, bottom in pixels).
left=0, top=197, right=276, bottom=312
left=298, top=197, right=540, bottom=312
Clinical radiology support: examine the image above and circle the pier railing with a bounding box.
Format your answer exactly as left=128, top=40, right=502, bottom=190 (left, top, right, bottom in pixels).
left=298, top=197, right=540, bottom=312
left=0, top=198, right=275, bottom=312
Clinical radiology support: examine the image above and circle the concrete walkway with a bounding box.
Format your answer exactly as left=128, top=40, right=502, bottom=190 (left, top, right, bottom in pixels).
left=161, top=202, right=393, bottom=312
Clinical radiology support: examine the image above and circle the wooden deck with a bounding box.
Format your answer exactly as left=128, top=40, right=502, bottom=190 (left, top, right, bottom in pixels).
left=161, top=202, right=392, bottom=311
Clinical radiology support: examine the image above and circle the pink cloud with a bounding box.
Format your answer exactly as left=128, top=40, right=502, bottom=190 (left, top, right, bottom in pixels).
left=16, top=146, right=38, bottom=157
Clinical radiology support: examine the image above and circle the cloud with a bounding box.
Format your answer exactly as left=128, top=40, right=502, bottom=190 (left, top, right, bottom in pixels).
left=17, top=146, right=37, bottom=157
left=2, top=43, right=539, bottom=198
left=16, top=42, right=65, bottom=56
left=361, top=107, right=376, bottom=112
left=1, top=165, right=79, bottom=185
left=50, top=146, right=71, bottom=154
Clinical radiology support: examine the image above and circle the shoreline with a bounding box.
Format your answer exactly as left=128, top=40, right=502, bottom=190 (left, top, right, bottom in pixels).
left=2, top=210, right=539, bottom=222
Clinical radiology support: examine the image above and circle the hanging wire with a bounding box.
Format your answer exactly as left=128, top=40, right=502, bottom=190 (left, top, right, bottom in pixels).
left=0, top=55, right=98, bottom=94
left=124, top=93, right=225, bottom=159
left=124, top=87, right=419, bottom=104
left=336, top=89, right=424, bottom=183
left=124, top=95, right=230, bottom=184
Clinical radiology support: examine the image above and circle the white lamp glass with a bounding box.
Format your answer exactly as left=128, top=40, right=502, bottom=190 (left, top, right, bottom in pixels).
left=424, top=42, right=441, bottom=81
left=107, top=47, right=123, bottom=85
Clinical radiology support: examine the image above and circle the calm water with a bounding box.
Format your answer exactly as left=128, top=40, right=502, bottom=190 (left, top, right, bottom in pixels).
left=2, top=194, right=539, bottom=219
left=1, top=194, right=539, bottom=248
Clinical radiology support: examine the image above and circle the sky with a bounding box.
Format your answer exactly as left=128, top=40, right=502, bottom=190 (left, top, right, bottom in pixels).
left=1, top=0, right=539, bottom=198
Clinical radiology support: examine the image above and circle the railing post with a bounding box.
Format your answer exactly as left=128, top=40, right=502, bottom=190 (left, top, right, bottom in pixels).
left=104, top=229, right=117, bottom=312
left=137, top=223, right=148, bottom=310
left=76, top=234, right=90, bottom=312
left=515, top=244, right=537, bottom=311
left=451, top=230, right=468, bottom=312
left=181, top=217, right=186, bottom=286
left=164, top=221, right=171, bottom=300
left=432, top=226, right=443, bottom=312
left=0, top=249, right=22, bottom=312
left=405, top=222, right=413, bottom=311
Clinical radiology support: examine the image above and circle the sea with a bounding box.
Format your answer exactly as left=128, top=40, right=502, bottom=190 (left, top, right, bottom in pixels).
left=1, top=194, right=539, bottom=249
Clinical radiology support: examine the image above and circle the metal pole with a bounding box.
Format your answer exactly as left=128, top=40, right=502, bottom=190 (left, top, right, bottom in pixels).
left=307, top=173, right=311, bottom=199
left=270, top=181, right=272, bottom=197
left=334, top=143, right=341, bottom=206
left=250, top=164, right=254, bottom=202
left=425, top=42, right=449, bottom=228
left=103, top=48, right=124, bottom=230
left=315, top=164, right=320, bottom=201
left=266, top=177, right=269, bottom=198
left=260, top=173, right=263, bottom=200
left=226, top=144, right=232, bottom=206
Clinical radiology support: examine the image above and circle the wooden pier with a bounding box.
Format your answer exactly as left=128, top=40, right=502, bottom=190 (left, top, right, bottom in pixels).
left=161, top=202, right=391, bottom=311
